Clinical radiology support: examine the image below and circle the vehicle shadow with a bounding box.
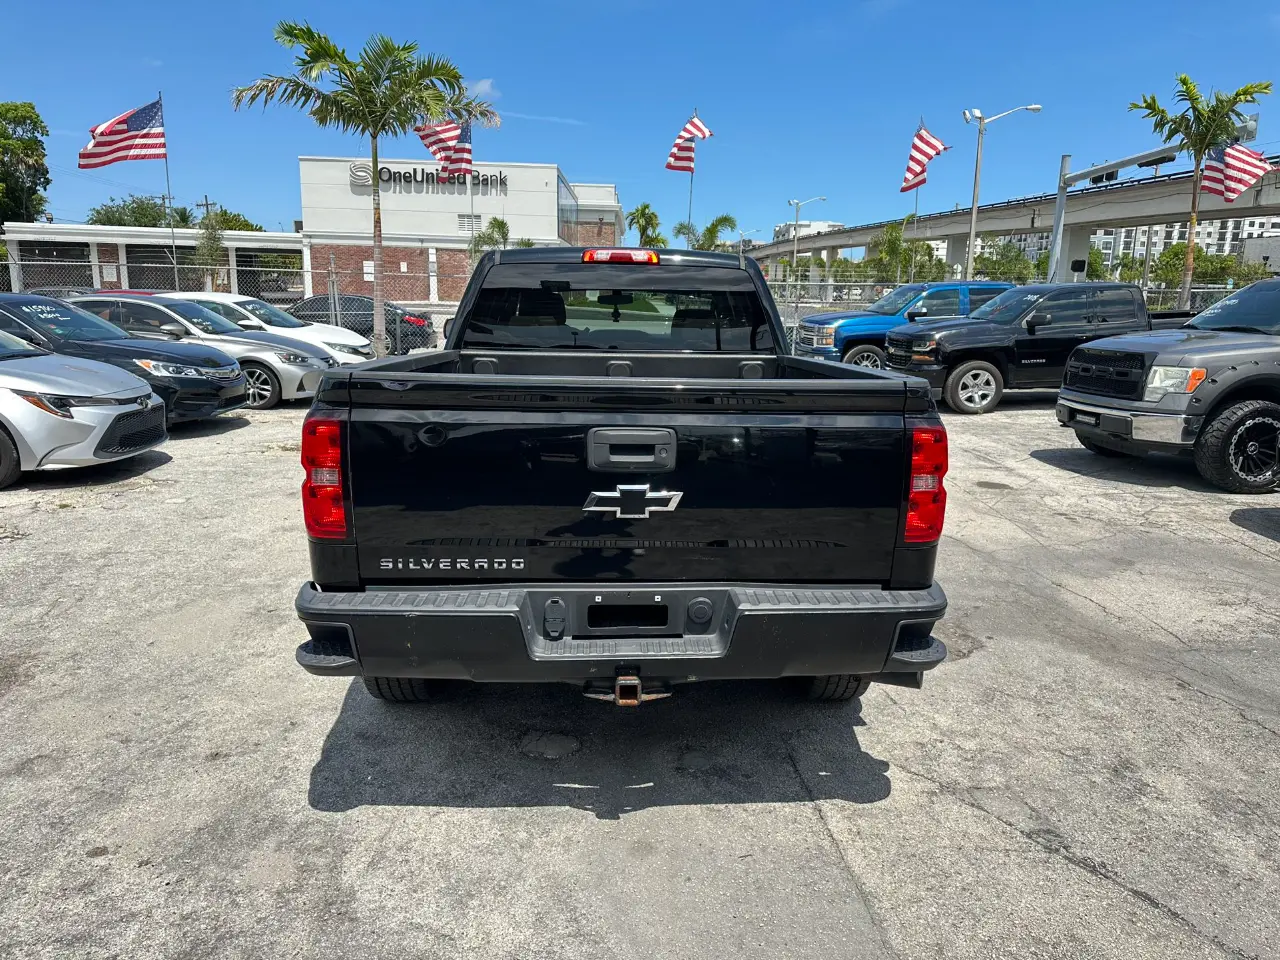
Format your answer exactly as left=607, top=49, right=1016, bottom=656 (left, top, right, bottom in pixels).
left=1230, top=507, right=1280, bottom=544
left=995, top=390, right=1060, bottom=410
left=17, top=449, right=173, bottom=491
left=308, top=680, right=892, bottom=820
left=1028, top=446, right=1220, bottom=492
left=166, top=415, right=251, bottom=439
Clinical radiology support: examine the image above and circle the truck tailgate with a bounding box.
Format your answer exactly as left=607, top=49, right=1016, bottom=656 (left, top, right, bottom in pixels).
left=344, top=374, right=911, bottom=584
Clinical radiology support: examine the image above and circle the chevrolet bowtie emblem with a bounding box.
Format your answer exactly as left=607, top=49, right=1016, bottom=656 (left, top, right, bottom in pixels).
left=583, top=484, right=683, bottom=520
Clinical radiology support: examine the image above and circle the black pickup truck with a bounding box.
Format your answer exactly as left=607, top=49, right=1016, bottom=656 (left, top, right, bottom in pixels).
left=1058, top=277, right=1280, bottom=493
left=293, top=247, right=950, bottom=707
left=884, top=282, right=1192, bottom=414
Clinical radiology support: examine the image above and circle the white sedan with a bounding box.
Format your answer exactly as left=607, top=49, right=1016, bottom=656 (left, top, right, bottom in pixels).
left=164, top=292, right=374, bottom=364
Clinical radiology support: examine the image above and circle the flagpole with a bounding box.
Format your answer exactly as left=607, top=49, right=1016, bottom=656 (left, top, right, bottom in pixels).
left=686, top=108, right=697, bottom=248
left=909, top=187, right=919, bottom=282
left=160, top=90, right=178, bottom=290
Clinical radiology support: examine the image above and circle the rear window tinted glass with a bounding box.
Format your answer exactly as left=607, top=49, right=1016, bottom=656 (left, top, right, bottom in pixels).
left=1093, top=288, right=1138, bottom=320
left=968, top=288, right=1004, bottom=310
left=461, top=263, right=775, bottom=352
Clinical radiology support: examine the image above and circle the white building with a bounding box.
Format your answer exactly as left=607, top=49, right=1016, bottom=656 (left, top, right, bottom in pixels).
left=773, top=219, right=845, bottom=242
left=1090, top=216, right=1280, bottom=267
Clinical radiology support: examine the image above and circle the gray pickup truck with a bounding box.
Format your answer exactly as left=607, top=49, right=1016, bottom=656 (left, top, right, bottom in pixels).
left=1056, top=278, right=1280, bottom=493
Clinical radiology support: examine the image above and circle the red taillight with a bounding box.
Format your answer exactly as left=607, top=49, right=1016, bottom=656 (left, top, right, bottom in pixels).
left=904, top=426, right=948, bottom=544
left=403, top=314, right=427, bottom=326
left=302, top=417, right=347, bottom=539
left=582, top=248, right=659, bottom=264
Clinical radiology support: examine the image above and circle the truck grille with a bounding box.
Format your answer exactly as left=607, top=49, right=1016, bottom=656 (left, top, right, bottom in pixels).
left=885, top=335, right=913, bottom=368
left=1064, top=349, right=1147, bottom=400
left=796, top=325, right=826, bottom=348
left=95, top=406, right=166, bottom=456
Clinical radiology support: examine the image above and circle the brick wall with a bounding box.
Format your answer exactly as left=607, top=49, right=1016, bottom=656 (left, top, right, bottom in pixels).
left=94, top=243, right=122, bottom=290
left=437, top=249, right=471, bottom=302
left=574, top=220, right=618, bottom=247
left=309, top=243, right=474, bottom=303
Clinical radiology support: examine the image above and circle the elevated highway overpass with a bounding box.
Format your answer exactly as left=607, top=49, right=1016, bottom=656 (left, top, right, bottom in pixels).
left=750, top=157, right=1280, bottom=277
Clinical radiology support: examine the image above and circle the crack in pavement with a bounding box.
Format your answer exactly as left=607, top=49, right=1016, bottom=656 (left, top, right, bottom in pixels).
left=781, top=737, right=901, bottom=960
left=1172, top=676, right=1280, bottom=741
left=894, top=762, right=1258, bottom=960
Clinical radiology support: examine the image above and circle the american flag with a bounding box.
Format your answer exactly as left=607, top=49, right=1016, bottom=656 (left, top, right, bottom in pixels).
left=442, top=121, right=473, bottom=176
left=415, top=120, right=460, bottom=159
left=900, top=124, right=948, bottom=192
left=1201, top=143, right=1274, bottom=203
left=666, top=116, right=713, bottom=173
left=77, top=99, right=167, bottom=169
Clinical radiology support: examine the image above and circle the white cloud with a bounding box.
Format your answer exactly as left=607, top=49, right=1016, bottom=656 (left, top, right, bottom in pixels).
left=471, top=78, right=499, bottom=99
left=504, top=111, right=585, bottom=126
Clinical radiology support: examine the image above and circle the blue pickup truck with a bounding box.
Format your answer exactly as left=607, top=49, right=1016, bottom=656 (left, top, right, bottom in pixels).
left=793, top=281, right=1013, bottom=367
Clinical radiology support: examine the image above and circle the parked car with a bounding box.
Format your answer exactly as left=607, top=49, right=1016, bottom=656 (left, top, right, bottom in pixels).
left=22, top=286, right=94, bottom=300
left=70, top=295, right=331, bottom=410
left=0, top=294, right=245, bottom=424
left=293, top=247, right=949, bottom=708
left=287, top=294, right=437, bottom=353
left=162, top=291, right=374, bottom=364
left=1057, top=278, right=1280, bottom=493
left=0, top=327, right=165, bottom=489
left=794, top=281, right=1013, bottom=367
left=884, top=282, right=1194, bottom=414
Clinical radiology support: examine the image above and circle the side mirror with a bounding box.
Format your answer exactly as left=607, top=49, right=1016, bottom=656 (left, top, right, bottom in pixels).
left=1026, top=313, right=1052, bottom=332
left=159, top=322, right=186, bottom=338
left=237, top=318, right=266, bottom=330
left=443, top=316, right=456, bottom=339
left=906, top=308, right=927, bottom=321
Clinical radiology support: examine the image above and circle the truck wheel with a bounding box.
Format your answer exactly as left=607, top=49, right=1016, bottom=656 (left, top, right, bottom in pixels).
left=0, top=427, right=21, bottom=490
left=1193, top=400, right=1280, bottom=494
left=362, top=677, right=437, bottom=702
left=802, top=674, right=872, bottom=702
left=1077, top=434, right=1129, bottom=457
left=843, top=345, right=886, bottom=369
left=241, top=363, right=282, bottom=409
left=944, top=361, right=1004, bottom=414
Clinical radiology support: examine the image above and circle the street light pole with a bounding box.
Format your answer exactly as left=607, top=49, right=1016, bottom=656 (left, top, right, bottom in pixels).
left=787, top=196, right=826, bottom=312
left=962, top=105, right=1040, bottom=280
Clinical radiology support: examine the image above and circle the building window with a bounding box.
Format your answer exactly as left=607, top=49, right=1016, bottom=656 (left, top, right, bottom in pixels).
left=557, top=175, right=578, bottom=245
left=458, top=214, right=481, bottom=235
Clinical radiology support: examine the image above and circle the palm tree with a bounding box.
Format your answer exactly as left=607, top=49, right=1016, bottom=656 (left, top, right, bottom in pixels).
left=1130, top=74, right=1271, bottom=309
left=626, top=202, right=662, bottom=246
left=673, top=214, right=737, bottom=251
left=469, top=216, right=510, bottom=256
left=646, top=232, right=669, bottom=249
left=233, top=22, right=479, bottom=353
left=168, top=206, right=196, bottom=227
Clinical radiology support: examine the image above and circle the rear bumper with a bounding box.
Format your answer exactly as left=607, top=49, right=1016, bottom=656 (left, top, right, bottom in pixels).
left=294, top=580, right=948, bottom=683
left=1056, top=392, right=1202, bottom=449
left=888, top=361, right=946, bottom=394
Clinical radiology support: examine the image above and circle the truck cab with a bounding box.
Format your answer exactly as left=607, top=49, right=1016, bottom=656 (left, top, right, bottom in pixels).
left=794, top=281, right=1012, bottom=368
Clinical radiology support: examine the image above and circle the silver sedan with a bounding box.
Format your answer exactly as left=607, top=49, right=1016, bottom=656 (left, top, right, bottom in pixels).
left=0, top=328, right=164, bottom=489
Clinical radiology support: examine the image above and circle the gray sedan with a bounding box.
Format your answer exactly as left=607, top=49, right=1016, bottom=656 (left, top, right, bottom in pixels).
left=70, top=295, right=333, bottom=409
left=0, top=328, right=164, bottom=489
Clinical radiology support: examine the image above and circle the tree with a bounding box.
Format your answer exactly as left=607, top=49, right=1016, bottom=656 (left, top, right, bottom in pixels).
left=194, top=210, right=226, bottom=290
left=217, top=210, right=264, bottom=231
left=469, top=216, right=510, bottom=256
left=973, top=241, right=1034, bottom=282
left=170, top=206, right=196, bottom=227
left=1034, top=250, right=1051, bottom=280
left=0, top=102, right=51, bottom=224
left=863, top=217, right=947, bottom=282
left=1086, top=247, right=1107, bottom=280
left=1153, top=242, right=1190, bottom=287
left=87, top=194, right=170, bottom=227
left=673, top=213, right=737, bottom=250
left=626, top=202, right=664, bottom=247
left=1115, top=252, right=1146, bottom=283
left=1130, top=74, right=1272, bottom=309
left=233, top=21, right=493, bottom=354
left=513, top=237, right=535, bottom=248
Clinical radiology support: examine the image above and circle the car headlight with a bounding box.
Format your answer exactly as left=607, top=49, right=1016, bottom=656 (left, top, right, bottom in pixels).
left=133, top=358, right=210, bottom=378
left=15, top=391, right=102, bottom=418
left=911, top=339, right=937, bottom=360
left=274, top=351, right=313, bottom=365
left=324, top=341, right=372, bottom=357
left=1144, top=365, right=1207, bottom=402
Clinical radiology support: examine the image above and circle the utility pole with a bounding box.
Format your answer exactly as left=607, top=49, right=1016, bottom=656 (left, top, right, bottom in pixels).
left=196, top=195, right=217, bottom=220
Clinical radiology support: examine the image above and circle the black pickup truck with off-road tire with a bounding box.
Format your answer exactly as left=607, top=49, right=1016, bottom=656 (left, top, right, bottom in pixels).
left=1056, top=278, right=1280, bottom=493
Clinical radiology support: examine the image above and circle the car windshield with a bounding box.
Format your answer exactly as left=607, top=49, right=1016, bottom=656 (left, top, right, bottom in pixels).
left=461, top=263, right=775, bottom=352
left=1188, top=281, right=1280, bottom=336
left=242, top=299, right=309, bottom=328
left=969, top=287, right=1043, bottom=323
left=163, top=300, right=244, bottom=335
left=10, top=298, right=128, bottom=341
left=0, top=326, right=43, bottom=357
left=866, top=285, right=925, bottom=315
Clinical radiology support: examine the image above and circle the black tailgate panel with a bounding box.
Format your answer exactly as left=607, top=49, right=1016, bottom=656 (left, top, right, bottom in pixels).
left=350, top=412, right=905, bottom=583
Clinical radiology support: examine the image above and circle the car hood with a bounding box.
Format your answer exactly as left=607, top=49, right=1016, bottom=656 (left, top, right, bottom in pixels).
left=892, top=315, right=976, bottom=335
left=296, top=323, right=371, bottom=346
left=72, top=337, right=235, bottom=368
left=802, top=310, right=887, bottom=326
left=1085, top=327, right=1278, bottom=359
left=208, top=330, right=325, bottom=357
left=0, top=352, right=152, bottom=397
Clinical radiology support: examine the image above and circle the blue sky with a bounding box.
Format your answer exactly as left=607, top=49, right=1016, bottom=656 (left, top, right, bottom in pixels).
left=7, top=0, right=1278, bottom=240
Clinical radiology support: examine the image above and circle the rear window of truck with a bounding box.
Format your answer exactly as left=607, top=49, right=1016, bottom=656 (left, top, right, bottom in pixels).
left=460, top=263, right=777, bottom=352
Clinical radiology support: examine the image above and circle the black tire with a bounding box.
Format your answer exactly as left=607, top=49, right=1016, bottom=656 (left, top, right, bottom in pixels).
left=0, top=426, right=21, bottom=490
left=842, top=344, right=887, bottom=369
left=944, top=360, right=1004, bottom=414
left=362, top=677, right=437, bottom=702
left=802, top=674, right=872, bottom=702
left=1193, top=400, right=1280, bottom=494
left=240, top=363, right=281, bottom=410
left=1077, top=434, right=1129, bottom=457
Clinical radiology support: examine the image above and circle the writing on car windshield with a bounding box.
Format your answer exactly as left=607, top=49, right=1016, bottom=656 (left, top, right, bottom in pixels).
left=461, top=263, right=775, bottom=352
left=15, top=300, right=128, bottom=341
left=1190, top=280, right=1280, bottom=336
left=968, top=287, right=1043, bottom=323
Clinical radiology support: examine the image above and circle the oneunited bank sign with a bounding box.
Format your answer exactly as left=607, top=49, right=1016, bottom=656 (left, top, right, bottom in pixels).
left=349, top=162, right=508, bottom=189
